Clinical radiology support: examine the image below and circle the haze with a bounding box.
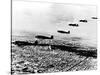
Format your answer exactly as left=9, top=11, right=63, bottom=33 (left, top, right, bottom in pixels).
left=12, top=0, right=97, bottom=46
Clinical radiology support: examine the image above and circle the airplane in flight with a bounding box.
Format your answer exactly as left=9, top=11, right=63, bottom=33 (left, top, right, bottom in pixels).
left=91, top=17, right=98, bottom=19
left=12, top=41, right=33, bottom=46
left=57, top=30, right=70, bottom=34
left=35, top=35, right=54, bottom=49
left=35, top=35, right=54, bottom=40
left=69, top=23, right=79, bottom=27
left=79, top=20, right=88, bottom=23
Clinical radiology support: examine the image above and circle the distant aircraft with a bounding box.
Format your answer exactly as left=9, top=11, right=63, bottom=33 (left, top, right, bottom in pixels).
left=79, top=20, right=88, bottom=23
left=13, top=41, right=33, bottom=46
left=57, top=30, right=70, bottom=34
left=69, top=24, right=79, bottom=27
left=35, top=35, right=53, bottom=49
left=35, top=35, right=54, bottom=39
left=91, top=17, right=98, bottom=19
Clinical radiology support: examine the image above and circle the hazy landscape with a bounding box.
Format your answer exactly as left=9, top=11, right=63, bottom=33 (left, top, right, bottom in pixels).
left=11, top=32, right=97, bottom=75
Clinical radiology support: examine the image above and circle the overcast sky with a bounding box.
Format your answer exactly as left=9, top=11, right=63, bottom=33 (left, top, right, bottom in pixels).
left=12, top=0, right=97, bottom=45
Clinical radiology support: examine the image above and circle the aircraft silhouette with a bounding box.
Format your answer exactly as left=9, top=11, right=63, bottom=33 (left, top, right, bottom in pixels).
left=69, top=24, right=79, bottom=27
left=79, top=20, right=88, bottom=23
left=91, top=17, right=98, bottom=19
left=35, top=35, right=54, bottom=50
left=57, top=30, right=70, bottom=34
left=12, top=41, right=33, bottom=46
left=35, top=35, right=54, bottom=39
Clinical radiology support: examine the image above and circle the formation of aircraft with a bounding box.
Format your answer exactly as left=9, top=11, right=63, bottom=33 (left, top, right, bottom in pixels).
left=34, top=16, right=98, bottom=40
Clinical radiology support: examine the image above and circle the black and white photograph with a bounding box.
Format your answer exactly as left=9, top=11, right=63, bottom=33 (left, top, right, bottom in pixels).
left=11, top=0, right=97, bottom=75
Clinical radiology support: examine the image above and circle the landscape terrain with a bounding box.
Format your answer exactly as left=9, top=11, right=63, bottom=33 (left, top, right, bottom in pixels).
left=11, top=32, right=97, bottom=75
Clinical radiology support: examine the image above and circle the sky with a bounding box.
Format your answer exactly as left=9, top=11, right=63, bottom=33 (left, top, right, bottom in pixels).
left=12, top=0, right=97, bottom=45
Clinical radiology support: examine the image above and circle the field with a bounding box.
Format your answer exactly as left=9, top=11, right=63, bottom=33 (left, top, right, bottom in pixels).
left=11, top=35, right=97, bottom=75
